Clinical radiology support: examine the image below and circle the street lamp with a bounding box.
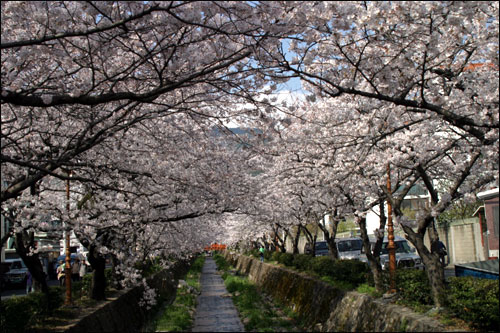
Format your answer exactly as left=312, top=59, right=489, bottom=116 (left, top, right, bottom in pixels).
left=386, top=163, right=396, bottom=295
left=63, top=169, right=72, bottom=305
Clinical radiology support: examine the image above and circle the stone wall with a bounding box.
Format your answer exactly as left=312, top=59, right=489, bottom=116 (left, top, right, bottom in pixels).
left=223, top=252, right=447, bottom=332
left=57, top=260, right=191, bottom=332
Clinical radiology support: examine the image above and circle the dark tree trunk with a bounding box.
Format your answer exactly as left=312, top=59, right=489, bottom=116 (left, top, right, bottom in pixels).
left=271, top=223, right=288, bottom=253
left=357, top=216, right=385, bottom=292
left=301, top=223, right=316, bottom=255
left=14, top=231, right=49, bottom=294
left=88, top=244, right=106, bottom=300
left=292, top=226, right=302, bottom=254
left=402, top=221, right=447, bottom=308
left=310, top=234, right=318, bottom=257
left=280, top=232, right=288, bottom=253
left=318, top=215, right=339, bottom=259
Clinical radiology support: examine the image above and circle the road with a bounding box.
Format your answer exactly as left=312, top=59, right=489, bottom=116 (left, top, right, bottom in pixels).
left=1, top=279, right=60, bottom=300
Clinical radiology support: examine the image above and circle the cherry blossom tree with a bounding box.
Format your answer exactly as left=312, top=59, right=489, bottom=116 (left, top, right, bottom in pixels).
left=1, top=1, right=498, bottom=309
left=1, top=1, right=294, bottom=202
left=1, top=0, right=291, bottom=299
left=255, top=1, right=498, bottom=307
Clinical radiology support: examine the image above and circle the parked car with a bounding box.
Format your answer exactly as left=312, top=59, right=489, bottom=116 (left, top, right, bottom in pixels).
left=310, top=237, right=364, bottom=259
left=360, top=235, right=424, bottom=270
left=336, top=237, right=364, bottom=260
left=313, top=241, right=330, bottom=256
left=1, top=259, right=29, bottom=288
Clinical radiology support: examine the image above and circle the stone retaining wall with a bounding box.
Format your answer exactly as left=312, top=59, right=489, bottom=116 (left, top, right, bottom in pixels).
left=223, top=252, right=448, bottom=332
left=58, top=260, right=191, bottom=332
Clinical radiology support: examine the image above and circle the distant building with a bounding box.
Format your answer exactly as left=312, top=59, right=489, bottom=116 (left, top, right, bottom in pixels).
left=366, top=184, right=430, bottom=235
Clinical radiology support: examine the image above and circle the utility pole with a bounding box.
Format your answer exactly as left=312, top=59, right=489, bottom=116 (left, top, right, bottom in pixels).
left=65, top=170, right=72, bottom=305
left=386, top=163, right=396, bottom=294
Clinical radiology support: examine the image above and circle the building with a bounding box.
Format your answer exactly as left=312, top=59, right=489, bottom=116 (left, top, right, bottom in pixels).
left=366, top=184, right=430, bottom=235
left=475, top=188, right=499, bottom=259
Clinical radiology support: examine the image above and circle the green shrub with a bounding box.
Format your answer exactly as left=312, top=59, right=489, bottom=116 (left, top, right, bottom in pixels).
left=447, top=276, right=499, bottom=331
left=73, top=269, right=113, bottom=298
left=292, top=254, right=312, bottom=271
left=395, top=269, right=433, bottom=306
left=135, top=256, right=163, bottom=277
left=278, top=253, right=294, bottom=267
left=310, top=256, right=335, bottom=277
left=189, top=256, right=205, bottom=274
left=357, top=283, right=383, bottom=298
left=81, top=273, right=92, bottom=296
left=271, top=251, right=283, bottom=262
left=308, top=257, right=369, bottom=288
left=213, top=254, right=230, bottom=271
left=332, top=260, right=370, bottom=285
left=0, top=287, right=64, bottom=332
left=248, top=249, right=260, bottom=259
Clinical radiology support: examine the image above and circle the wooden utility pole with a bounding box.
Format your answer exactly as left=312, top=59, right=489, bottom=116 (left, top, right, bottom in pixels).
left=386, top=163, right=396, bottom=294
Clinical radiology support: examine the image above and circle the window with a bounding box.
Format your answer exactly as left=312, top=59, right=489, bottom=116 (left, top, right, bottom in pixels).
left=337, top=239, right=363, bottom=252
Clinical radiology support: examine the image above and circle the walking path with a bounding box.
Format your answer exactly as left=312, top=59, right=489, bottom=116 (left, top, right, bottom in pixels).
left=192, top=257, right=244, bottom=332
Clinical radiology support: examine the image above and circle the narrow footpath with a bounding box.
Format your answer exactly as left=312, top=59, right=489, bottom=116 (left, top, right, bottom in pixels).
left=191, top=257, right=245, bottom=332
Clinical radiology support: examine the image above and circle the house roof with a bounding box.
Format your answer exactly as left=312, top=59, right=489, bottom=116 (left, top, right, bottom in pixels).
left=472, top=205, right=485, bottom=217
left=477, top=188, right=499, bottom=200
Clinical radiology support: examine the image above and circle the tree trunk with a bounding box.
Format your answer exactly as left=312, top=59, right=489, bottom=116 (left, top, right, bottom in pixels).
left=280, top=232, right=288, bottom=253
left=272, top=224, right=288, bottom=253
left=292, top=226, right=301, bottom=254
left=88, top=244, right=106, bottom=300
left=14, top=231, right=49, bottom=294
left=357, top=216, right=385, bottom=292
left=422, top=252, right=447, bottom=308
left=401, top=222, right=447, bottom=308
left=310, top=234, right=318, bottom=257
left=301, top=225, right=314, bottom=255
left=318, top=219, right=338, bottom=259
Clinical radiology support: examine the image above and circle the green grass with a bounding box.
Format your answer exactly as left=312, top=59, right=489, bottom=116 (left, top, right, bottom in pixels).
left=213, top=254, right=303, bottom=332
left=153, top=256, right=205, bottom=332
left=356, top=283, right=383, bottom=298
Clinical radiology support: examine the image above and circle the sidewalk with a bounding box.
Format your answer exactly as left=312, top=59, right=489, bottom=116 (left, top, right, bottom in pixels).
left=192, top=257, right=244, bottom=332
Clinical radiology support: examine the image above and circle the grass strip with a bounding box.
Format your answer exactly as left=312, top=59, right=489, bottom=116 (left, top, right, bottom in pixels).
left=213, top=253, right=304, bottom=332
left=152, top=256, right=205, bottom=332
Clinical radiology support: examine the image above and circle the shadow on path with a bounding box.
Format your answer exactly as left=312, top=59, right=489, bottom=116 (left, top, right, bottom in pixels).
left=191, top=257, right=244, bottom=332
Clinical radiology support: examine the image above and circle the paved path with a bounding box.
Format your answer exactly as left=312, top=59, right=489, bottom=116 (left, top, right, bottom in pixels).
left=192, top=257, right=244, bottom=332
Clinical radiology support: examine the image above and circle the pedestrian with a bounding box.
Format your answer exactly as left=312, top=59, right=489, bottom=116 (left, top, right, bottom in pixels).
left=72, top=258, right=81, bottom=281
left=79, top=259, right=87, bottom=280
left=26, top=271, right=33, bottom=294
left=57, top=260, right=65, bottom=286
left=431, top=238, right=447, bottom=267
left=259, top=246, right=265, bottom=262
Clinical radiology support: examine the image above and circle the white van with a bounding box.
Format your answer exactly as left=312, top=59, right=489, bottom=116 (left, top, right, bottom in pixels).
left=360, top=236, right=424, bottom=270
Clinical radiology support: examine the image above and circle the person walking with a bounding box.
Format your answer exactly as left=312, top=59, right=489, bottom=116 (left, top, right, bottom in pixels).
left=79, top=258, right=87, bottom=280
left=431, top=238, right=447, bottom=267
left=56, top=260, right=65, bottom=286
left=72, top=259, right=81, bottom=281
left=26, top=271, right=33, bottom=294
left=259, top=246, right=265, bottom=262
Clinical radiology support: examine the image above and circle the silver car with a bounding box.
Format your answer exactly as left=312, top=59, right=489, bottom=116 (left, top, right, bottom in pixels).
left=2, top=259, right=29, bottom=287
left=336, top=237, right=364, bottom=260
left=360, top=235, right=423, bottom=270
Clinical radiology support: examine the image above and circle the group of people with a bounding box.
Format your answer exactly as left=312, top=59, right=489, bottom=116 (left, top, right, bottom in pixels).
left=24, top=257, right=90, bottom=294
left=56, top=258, right=88, bottom=286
